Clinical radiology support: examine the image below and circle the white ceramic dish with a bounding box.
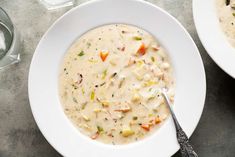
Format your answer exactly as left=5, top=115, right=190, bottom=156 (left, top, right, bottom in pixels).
left=28, top=0, right=206, bottom=156
left=193, top=0, right=235, bottom=78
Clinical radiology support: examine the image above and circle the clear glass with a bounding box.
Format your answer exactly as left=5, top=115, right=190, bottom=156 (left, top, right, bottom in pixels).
left=0, top=7, right=21, bottom=70
left=39, top=0, right=74, bottom=10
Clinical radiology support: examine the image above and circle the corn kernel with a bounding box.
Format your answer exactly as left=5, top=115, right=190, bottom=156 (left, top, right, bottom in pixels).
left=82, top=115, right=90, bottom=121
left=122, top=128, right=135, bottom=137
left=131, top=93, right=141, bottom=102
left=101, top=101, right=109, bottom=107
left=93, top=109, right=101, bottom=113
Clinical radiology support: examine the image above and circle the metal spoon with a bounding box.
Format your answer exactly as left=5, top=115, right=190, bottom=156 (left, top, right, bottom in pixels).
left=161, top=89, right=198, bottom=157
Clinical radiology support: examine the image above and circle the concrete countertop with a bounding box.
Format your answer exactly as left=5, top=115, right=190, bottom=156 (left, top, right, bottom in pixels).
left=0, top=0, right=234, bottom=156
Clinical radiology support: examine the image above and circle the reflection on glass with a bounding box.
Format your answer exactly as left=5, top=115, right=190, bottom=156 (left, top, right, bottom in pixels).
left=0, top=7, right=21, bottom=70
left=39, top=0, right=74, bottom=10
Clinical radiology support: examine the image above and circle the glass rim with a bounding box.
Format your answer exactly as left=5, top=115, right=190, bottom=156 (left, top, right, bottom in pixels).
left=0, top=7, right=14, bottom=35
left=0, top=7, right=20, bottom=69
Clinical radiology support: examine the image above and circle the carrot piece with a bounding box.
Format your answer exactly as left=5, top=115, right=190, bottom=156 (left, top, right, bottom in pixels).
left=137, top=43, right=146, bottom=55
left=91, top=132, right=99, bottom=140
left=100, top=51, right=109, bottom=62
left=155, top=117, right=161, bottom=124
left=141, top=124, right=150, bottom=131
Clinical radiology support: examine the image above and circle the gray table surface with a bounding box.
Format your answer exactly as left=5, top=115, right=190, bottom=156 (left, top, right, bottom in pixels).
left=0, top=0, right=235, bottom=157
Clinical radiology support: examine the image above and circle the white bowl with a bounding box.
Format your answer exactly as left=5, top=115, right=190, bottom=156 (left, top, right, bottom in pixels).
left=28, top=0, right=206, bottom=156
left=193, top=0, right=235, bottom=78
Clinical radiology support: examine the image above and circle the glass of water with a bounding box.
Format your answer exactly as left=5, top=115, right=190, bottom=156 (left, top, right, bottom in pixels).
left=39, top=0, right=74, bottom=10
left=0, top=7, right=20, bottom=70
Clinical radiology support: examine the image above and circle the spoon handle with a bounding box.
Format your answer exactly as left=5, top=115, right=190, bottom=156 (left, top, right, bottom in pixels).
left=161, top=91, right=198, bottom=157
left=176, top=127, right=198, bottom=157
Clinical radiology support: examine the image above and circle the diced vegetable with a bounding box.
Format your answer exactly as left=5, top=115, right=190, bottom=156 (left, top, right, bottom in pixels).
left=133, top=36, right=142, bottom=40
left=133, top=66, right=146, bottom=80
left=136, top=60, right=144, bottom=67
left=97, top=126, right=104, bottom=133
left=152, top=102, right=161, bottom=112
left=115, top=108, right=131, bottom=113
left=133, top=116, right=138, bottom=120
left=81, top=124, right=91, bottom=130
left=147, top=95, right=156, bottom=101
left=110, top=72, right=117, bottom=78
left=155, top=117, right=161, bottom=124
left=100, top=82, right=106, bottom=87
left=129, top=121, right=136, bottom=126
left=155, top=71, right=164, bottom=78
left=141, top=124, right=150, bottom=131
left=93, top=108, right=101, bottom=113
left=78, top=51, right=85, bottom=56
left=81, top=102, right=87, bottom=110
left=102, top=69, right=107, bottom=79
left=82, top=114, right=90, bottom=121
left=101, top=108, right=108, bottom=113
left=81, top=88, right=85, bottom=95
left=101, top=101, right=109, bottom=107
left=121, top=128, right=135, bottom=137
left=100, top=51, right=109, bottom=62
left=137, top=43, right=146, bottom=55
left=119, top=115, right=125, bottom=120
left=135, top=75, right=143, bottom=81
left=131, top=92, right=141, bottom=102
left=72, top=97, right=78, bottom=103
left=90, top=90, right=95, bottom=101
left=143, top=80, right=157, bottom=87
left=91, top=132, right=99, bottom=139
left=107, top=133, right=114, bottom=137
left=76, top=73, right=83, bottom=85
left=151, top=56, right=155, bottom=62
left=118, top=77, right=125, bottom=88
left=121, top=47, right=125, bottom=51
left=162, top=62, right=170, bottom=70
left=230, top=0, right=235, bottom=8
left=121, top=30, right=127, bottom=34
left=148, top=119, right=155, bottom=126
left=115, top=105, right=131, bottom=113
left=161, top=114, right=168, bottom=121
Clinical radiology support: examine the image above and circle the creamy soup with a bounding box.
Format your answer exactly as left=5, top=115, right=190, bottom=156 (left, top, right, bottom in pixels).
left=59, top=24, right=175, bottom=145
left=216, top=0, right=235, bottom=47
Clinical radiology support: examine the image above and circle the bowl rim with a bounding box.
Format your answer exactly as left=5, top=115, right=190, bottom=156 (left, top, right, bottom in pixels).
left=193, top=0, right=235, bottom=78
left=28, top=0, right=206, bottom=156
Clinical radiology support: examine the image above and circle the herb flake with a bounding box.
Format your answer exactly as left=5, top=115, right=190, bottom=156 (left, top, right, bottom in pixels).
left=78, top=51, right=85, bottom=56
left=97, top=126, right=104, bottom=133
left=133, top=116, right=138, bottom=120
left=102, top=69, right=108, bottom=79
left=90, top=90, right=95, bottom=101
left=134, top=36, right=142, bottom=40
left=73, top=97, right=78, bottom=103
left=151, top=56, right=155, bottom=62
